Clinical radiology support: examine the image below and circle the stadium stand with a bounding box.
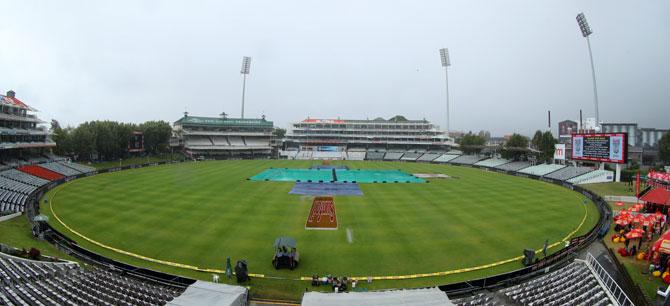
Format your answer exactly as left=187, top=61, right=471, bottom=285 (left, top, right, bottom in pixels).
left=17, top=165, right=65, bottom=181
left=567, top=170, right=614, bottom=185
left=416, top=153, right=441, bottom=162
left=473, top=158, right=509, bottom=168
left=346, top=151, right=366, bottom=160
left=43, top=154, right=67, bottom=162
left=279, top=150, right=299, bottom=159
left=294, top=151, right=313, bottom=160
left=449, top=155, right=483, bottom=165
left=494, top=161, right=531, bottom=172
left=433, top=154, right=460, bottom=163
left=544, top=166, right=594, bottom=181
left=60, top=161, right=96, bottom=174
left=27, top=156, right=49, bottom=164
left=0, top=169, right=50, bottom=187
left=39, top=162, right=82, bottom=177
left=366, top=151, right=385, bottom=161
left=243, top=137, right=271, bottom=147
left=517, top=163, right=566, bottom=176
left=498, top=261, right=616, bottom=306
left=185, top=136, right=213, bottom=147
left=0, top=252, right=185, bottom=305
left=312, top=151, right=345, bottom=160
left=399, top=152, right=422, bottom=161
left=227, top=136, right=245, bottom=146
left=383, top=152, right=404, bottom=161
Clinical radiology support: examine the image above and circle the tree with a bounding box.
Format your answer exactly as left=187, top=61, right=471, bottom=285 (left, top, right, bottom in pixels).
left=659, top=131, right=670, bottom=165
left=458, top=133, right=486, bottom=154
left=539, top=131, right=557, bottom=162
left=139, top=121, right=172, bottom=154
left=502, top=133, right=529, bottom=160
left=531, top=130, right=543, bottom=149
left=273, top=128, right=286, bottom=139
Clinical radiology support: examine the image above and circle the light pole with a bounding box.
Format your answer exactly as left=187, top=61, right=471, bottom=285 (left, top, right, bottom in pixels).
left=240, top=56, right=251, bottom=118
left=576, top=13, right=600, bottom=128
left=439, top=48, right=451, bottom=138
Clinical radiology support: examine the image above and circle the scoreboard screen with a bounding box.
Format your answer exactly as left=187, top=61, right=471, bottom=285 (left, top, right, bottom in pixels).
left=571, top=133, right=627, bottom=164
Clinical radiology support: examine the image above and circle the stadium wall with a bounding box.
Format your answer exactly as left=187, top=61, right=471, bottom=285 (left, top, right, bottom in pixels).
left=23, top=158, right=613, bottom=301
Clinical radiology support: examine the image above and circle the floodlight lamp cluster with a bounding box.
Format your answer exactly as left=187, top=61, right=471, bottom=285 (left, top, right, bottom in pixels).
left=576, top=13, right=593, bottom=37
left=439, top=48, right=450, bottom=67
left=241, top=56, right=251, bottom=74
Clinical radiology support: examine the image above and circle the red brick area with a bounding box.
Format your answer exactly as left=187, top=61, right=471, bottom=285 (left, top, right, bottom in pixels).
left=305, top=196, right=338, bottom=230
left=18, top=165, right=65, bottom=181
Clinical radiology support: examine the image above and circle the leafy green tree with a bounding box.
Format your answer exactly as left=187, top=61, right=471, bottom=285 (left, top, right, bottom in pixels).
left=659, top=131, right=670, bottom=165
left=273, top=128, right=286, bottom=139
left=502, top=133, right=529, bottom=160
left=531, top=130, right=543, bottom=149
left=539, top=131, right=557, bottom=162
left=140, top=121, right=172, bottom=154
left=458, top=133, right=486, bottom=154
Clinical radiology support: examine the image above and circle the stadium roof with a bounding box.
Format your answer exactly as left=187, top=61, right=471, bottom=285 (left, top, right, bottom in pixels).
left=0, top=92, right=37, bottom=111
left=301, top=288, right=453, bottom=306
left=175, top=115, right=273, bottom=128
left=166, top=281, right=247, bottom=306
left=301, top=117, right=429, bottom=124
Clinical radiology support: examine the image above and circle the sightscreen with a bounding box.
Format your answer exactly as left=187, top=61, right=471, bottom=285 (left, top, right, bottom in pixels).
left=571, top=133, right=627, bottom=164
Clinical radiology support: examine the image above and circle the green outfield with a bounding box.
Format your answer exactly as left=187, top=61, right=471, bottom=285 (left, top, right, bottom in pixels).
left=40, top=160, right=600, bottom=300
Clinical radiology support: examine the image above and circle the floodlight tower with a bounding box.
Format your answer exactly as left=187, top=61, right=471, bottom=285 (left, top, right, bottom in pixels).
left=576, top=13, right=600, bottom=128
left=240, top=56, right=252, bottom=118
left=439, top=48, right=451, bottom=136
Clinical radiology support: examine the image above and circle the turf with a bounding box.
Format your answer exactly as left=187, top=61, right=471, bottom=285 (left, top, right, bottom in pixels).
left=41, top=160, right=600, bottom=300
left=0, top=216, right=78, bottom=262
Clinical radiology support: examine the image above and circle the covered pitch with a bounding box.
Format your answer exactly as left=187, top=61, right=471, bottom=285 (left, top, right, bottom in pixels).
left=250, top=168, right=425, bottom=183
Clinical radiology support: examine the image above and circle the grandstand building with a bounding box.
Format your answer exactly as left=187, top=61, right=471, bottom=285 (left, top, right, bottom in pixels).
left=0, top=90, right=55, bottom=161
left=171, top=113, right=275, bottom=159
left=282, top=117, right=453, bottom=160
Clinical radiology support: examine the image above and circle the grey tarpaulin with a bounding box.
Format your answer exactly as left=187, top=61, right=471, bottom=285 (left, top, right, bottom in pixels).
left=301, top=287, right=453, bottom=306
left=167, top=281, right=247, bottom=306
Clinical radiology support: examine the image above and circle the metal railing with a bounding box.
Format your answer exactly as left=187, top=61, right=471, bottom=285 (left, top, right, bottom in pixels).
left=584, top=252, right=635, bottom=306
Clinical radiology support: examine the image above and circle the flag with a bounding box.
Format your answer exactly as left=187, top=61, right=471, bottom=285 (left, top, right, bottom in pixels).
left=635, top=171, right=641, bottom=198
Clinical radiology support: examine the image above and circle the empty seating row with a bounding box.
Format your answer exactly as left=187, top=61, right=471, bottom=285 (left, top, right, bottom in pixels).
left=567, top=170, right=614, bottom=185
left=365, top=151, right=385, bottom=160
left=473, top=158, right=509, bottom=168
left=0, top=169, right=50, bottom=187
left=294, top=151, right=313, bottom=160
left=0, top=176, right=37, bottom=195
left=449, top=155, right=482, bottom=165
left=383, top=152, right=404, bottom=160
left=185, top=136, right=213, bottom=146
left=59, top=162, right=96, bottom=174
left=433, top=154, right=460, bottom=163
left=0, top=253, right=185, bottom=306
left=498, top=261, right=614, bottom=306
left=280, top=150, right=299, bottom=159
left=312, top=151, right=346, bottom=160
left=17, top=166, right=65, bottom=181
left=38, top=162, right=81, bottom=177
left=544, top=166, right=594, bottom=181
left=494, top=161, right=530, bottom=171
left=400, top=152, right=422, bottom=161
left=345, top=151, right=366, bottom=160
left=416, top=153, right=441, bottom=162
left=517, top=164, right=566, bottom=176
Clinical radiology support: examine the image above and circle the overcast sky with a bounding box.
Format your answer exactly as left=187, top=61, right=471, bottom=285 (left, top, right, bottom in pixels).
left=1, top=0, right=668, bottom=136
